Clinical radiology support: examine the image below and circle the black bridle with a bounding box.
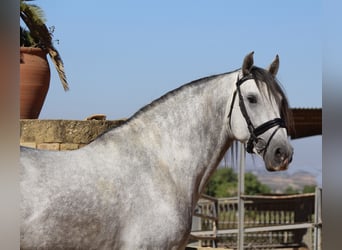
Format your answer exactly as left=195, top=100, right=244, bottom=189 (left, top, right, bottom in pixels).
left=227, top=74, right=286, bottom=154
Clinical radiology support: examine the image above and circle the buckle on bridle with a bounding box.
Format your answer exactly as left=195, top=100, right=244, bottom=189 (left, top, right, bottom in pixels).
left=246, top=118, right=286, bottom=154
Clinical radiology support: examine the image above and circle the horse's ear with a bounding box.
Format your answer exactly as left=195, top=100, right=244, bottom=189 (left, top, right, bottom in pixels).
left=268, top=54, right=279, bottom=77
left=242, top=51, right=254, bottom=76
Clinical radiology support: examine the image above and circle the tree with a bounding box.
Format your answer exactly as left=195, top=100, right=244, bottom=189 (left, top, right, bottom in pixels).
left=245, top=172, right=271, bottom=195
left=205, top=168, right=237, bottom=197
left=284, top=186, right=300, bottom=194
left=302, top=185, right=316, bottom=193
left=204, top=168, right=271, bottom=197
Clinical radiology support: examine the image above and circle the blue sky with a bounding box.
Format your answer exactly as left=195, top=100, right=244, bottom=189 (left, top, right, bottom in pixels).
left=30, top=0, right=322, bottom=184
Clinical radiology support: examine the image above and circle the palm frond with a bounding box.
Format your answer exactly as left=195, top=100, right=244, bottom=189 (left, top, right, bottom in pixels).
left=47, top=47, right=69, bottom=91
left=20, top=1, right=46, bottom=23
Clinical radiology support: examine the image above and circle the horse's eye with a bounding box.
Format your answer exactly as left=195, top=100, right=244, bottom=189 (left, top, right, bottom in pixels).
left=247, top=95, right=257, bottom=104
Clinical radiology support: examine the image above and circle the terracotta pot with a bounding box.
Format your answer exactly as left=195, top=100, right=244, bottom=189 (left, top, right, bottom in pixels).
left=20, top=47, right=51, bottom=119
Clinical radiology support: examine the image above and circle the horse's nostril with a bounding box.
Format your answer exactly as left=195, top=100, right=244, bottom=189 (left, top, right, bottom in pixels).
left=275, top=147, right=287, bottom=161
left=275, top=148, right=283, bottom=157
left=275, top=147, right=293, bottom=164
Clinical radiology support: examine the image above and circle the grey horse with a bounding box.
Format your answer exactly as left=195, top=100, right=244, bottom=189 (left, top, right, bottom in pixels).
left=20, top=52, right=293, bottom=249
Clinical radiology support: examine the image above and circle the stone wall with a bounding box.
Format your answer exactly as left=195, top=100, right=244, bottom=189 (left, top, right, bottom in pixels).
left=20, top=119, right=126, bottom=150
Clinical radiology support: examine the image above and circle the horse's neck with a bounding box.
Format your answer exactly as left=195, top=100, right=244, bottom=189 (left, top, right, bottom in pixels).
left=105, top=72, right=237, bottom=204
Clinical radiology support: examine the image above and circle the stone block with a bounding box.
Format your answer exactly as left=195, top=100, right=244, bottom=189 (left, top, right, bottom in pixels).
left=60, top=143, right=79, bottom=151
left=20, top=142, right=37, bottom=149
left=37, top=143, right=60, bottom=151
left=20, top=120, right=64, bottom=143
left=20, top=119, right=126, bottom=145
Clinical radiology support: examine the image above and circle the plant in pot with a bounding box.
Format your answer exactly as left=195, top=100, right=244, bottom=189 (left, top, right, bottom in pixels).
left=20, top=0, right=69, bottom=119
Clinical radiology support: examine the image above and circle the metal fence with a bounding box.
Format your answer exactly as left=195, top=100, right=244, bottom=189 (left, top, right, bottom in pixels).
left=190, top=188, right=322, bottom=249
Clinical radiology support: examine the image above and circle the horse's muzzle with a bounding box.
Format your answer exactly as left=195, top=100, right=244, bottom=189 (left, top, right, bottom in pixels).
left=264, top=143, right=293, bottom=172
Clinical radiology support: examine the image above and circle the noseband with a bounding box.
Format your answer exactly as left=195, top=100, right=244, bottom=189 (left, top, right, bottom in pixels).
left=227, top=74, right=286, bottom=154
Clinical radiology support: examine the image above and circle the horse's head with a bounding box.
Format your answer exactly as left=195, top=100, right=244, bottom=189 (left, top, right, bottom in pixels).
left=228, top=52, right=293, bottom=171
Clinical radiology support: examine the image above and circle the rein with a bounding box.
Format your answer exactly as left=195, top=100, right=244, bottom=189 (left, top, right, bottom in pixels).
left=227, top=74, right=286, bottom=154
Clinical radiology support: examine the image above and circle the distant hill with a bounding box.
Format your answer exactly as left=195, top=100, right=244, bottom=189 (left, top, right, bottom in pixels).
left=249, top=169, right=317, bottom=193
